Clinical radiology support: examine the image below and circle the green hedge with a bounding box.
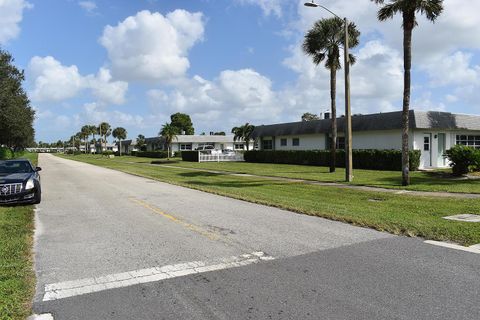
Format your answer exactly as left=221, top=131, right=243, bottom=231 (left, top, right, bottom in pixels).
left=244, top=149, right=421, bottom=171
left=181, top=151, right=199, bottom=162
left=445, top=145, right=480, bottom=175
left=0, top=147, right=14, bottom=159
left=135, top=151, right=169, bottom=158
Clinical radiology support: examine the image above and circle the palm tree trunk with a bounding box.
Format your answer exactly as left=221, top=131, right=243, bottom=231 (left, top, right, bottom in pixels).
left=402, top=13, right=414, bottom=186
left=330, top=67, right=337, bottom=173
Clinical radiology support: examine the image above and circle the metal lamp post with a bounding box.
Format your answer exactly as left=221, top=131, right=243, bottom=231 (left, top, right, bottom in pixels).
left=304, top=1, right=353, bottom=182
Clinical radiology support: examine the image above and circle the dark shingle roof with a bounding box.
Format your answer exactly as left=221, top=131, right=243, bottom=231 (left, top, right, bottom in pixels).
left=252, top=110, right=480, bottom=138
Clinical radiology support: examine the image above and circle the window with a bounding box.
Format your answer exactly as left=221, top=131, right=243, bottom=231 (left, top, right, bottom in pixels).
left=280, top=138, right=287, bottom=146
left=262, top=140, right=273, bottom=150
left=456, top=135, right=480, bottom=149
left=424, top=137, right=430, bottom=151
left=292, top=138, right=300, bottom=146
left=180, top=144, right=192, bottom=150
left=234, top=143, right=244, bottom=150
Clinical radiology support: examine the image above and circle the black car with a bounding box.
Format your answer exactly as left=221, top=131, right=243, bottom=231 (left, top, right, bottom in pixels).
left=0, top=159, right=42, bottom=205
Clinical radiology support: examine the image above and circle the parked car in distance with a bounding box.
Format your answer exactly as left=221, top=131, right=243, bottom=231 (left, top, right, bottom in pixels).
left=0, top=159, right=42, bottom=205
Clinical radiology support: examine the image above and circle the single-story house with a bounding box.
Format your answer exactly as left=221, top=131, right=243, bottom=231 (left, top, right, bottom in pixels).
left=119, top=135, right=247, bottom=155
left=252, top=110, right=480, bottom=169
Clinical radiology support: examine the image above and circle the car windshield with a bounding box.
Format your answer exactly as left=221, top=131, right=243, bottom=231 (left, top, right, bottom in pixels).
left=0, top=161, right=33, bottom=175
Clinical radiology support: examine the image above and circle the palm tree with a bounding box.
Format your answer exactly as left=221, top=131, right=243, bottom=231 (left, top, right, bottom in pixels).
left=112, top=127, right=127, bottom=156
left=303, top=17, right=360, bottom=173
left=81, top=125, right=90, bottom=154
left=159, top=123, right=178, bottom=159
left=88, top=125, right=97, bottom=153
left=231, top=123, right=255, bottom=150
left=371, top=0, right=443, bottom=186
left=98, top=122, right=111, bottom=153
left=137, top=134, right=146, bottom=151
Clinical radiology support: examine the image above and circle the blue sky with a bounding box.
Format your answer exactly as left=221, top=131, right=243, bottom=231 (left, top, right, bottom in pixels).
left=2, top=0, right=480, bottom=143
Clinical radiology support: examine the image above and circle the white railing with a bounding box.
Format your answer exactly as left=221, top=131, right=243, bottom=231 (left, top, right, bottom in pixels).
left=198, top=152, right=244, bottom=162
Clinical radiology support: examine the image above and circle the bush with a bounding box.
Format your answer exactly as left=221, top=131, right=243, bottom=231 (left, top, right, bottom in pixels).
left=174, top=151, right=182, bottom=158
left=0, top=147, right=14, bottom=159
left=244, top=149, right=421, bottom=171
left=181, top=151, right=199, bottom=162
left=102, top=150, right=114, bottom=156
left=135, top=151, right=169, bottom=158
left=445, top=145, right=480, bottom=175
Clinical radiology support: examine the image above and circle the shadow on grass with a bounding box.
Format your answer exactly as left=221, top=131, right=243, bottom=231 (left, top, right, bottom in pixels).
left=183, top=179, right=282, bottom=189
left=151, top=160, right=181, bottom=165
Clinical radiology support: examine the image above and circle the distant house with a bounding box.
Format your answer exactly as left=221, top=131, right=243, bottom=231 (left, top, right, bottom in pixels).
left=252, top=110, right=480, bottom=169
left=119, top=135, right=246, bottom=155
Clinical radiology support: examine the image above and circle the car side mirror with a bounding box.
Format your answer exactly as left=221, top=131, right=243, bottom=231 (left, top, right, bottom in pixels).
left=36, top=167, right=42, bottom=172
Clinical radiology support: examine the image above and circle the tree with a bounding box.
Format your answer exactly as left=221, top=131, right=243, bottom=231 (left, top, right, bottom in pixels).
left=81, top=125, right=91, bottom=154
left=170, top=113, right=194, bottom=135
left=303, top=17, right=360, bottom=173
left=302, top=112, right=320, bottom=121
left=159, top=123, right=178, bottom=159
left=371, top=0, right=443, bottom=186
left=231, top=123, right=255, bottom=150
left=213, top=131, right=226, bottom=136
left=112, top=127, right=127, bottom=156
left=0, top=49, right=35, bottom=149
left=87, top=125, right=97, bottom=153
left=98, top=122, right=111, bottom=153
left=137, top=134, right=146, bottom=151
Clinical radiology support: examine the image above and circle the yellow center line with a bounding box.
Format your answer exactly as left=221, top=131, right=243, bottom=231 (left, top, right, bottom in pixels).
left=128, top=197, right=220, bottom=241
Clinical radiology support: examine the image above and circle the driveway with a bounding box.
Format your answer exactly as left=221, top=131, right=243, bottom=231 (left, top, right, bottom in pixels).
left=33, top=154, right=480, bottom=319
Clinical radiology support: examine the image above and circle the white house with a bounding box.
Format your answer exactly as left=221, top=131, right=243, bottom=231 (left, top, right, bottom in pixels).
left=252, top=110, right=480, bottom=169
left=120, top=135, right=247, bottom=155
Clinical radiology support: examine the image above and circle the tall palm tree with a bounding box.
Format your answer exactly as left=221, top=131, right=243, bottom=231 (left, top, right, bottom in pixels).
left=159, top=123, right=178, bottom=159
left=371, top=0, right=443, bottom=186
left=88, top=125, right=97, bottom=153
left=112, top=127, right=127, bottom=156
left=303, top=17, right=360, bottom=173
left=98, top=122, right=111, bottom=153
left=81, top=125, right=90, bottom=154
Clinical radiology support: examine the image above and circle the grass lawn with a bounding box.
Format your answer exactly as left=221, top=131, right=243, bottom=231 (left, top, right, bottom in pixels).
left=73, top=155, right=480, bottom=194
left=59, top=154, right=480, bottom=246
left=0, top=152, right=37, bottom=320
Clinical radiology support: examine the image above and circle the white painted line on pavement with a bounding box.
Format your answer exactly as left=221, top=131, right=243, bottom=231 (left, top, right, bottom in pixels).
left=43, top=251, right=275, bottom=302
left=424, top=240, right=480, bottom=254
left=27, top=314, right=54, bottom=320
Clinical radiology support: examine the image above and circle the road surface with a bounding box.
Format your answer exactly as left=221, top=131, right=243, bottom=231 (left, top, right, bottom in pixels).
left=33, top=154, right=480, bottom=319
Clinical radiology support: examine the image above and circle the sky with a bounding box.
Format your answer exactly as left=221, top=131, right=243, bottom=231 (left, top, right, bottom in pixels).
left=1, top=0, right=480, bottom=143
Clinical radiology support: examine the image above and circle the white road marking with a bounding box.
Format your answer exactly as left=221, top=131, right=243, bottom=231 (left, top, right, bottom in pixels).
left=43, top=252, right=274, bottom=301
left=27, top=314, right=54, bottom=320
left=424, top=240, right=480, bottom=254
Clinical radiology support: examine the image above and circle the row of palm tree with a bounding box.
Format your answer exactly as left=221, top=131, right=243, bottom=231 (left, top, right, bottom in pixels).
left=71, top=122, right=127, bottom=155
left=303, top=0, right=443, bottom=185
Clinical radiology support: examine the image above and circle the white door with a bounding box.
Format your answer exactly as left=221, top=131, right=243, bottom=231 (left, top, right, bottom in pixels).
left=422, top=134, right=432, bottom=168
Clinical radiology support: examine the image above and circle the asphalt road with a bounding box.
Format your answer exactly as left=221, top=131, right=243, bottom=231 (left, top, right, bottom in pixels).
left=33, top=154, right=480, bottom=319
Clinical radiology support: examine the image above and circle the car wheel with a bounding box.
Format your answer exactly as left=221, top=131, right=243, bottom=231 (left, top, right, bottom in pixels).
left=33, top=191, right=41, bottom=204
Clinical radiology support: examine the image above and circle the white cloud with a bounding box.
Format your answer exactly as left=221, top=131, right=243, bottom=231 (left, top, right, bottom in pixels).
left=147, top=69, right=281, bottom=131
left=28, top=56, right=128, bottom=105
left=78, top=1, right=97, bottom=14
left=78, top=102, right=144, bottom=129
left=236, top=0, right=285, bottom=18
left=29, top=56, right=86, bottom=102
left=99, top=10, right=205, bottom=82
left=422, top=51, right=479, bottom=87
left=0, top=0, right=32, bottom=44
left=87, top=68, right=129, bottom=105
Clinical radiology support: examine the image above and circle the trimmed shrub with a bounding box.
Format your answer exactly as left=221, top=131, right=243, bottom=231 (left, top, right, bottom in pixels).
left=0, top=147, right=14, bottom=159
left=445, top=145, right=480, bottom=175
left=102, top=150, right=114, bottom=156
left=135, top=151, right=169, bottom=158
left=244, top=149, right=421, bottom=171
left=181, top=151, right=199, bottom=162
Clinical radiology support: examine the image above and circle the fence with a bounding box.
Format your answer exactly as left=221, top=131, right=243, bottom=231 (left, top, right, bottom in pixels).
left=198, top=152, right=244, bottom=162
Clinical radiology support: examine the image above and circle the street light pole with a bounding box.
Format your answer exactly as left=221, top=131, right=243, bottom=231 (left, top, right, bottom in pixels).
left=304, top=1, right=353, bottom=182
